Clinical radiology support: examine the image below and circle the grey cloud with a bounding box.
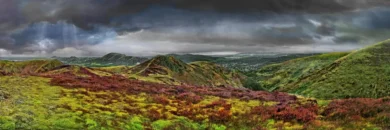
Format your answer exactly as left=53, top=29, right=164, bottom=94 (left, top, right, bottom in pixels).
left=1, top=1, right=390, bottom=56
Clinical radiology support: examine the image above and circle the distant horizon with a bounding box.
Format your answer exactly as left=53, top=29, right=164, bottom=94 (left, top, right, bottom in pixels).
left=0, top=50, right=332, bottom=58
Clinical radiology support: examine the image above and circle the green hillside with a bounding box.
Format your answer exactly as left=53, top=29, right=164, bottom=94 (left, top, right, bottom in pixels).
left=293, top=40, right=390, bottom=99
left=254, top=52, right=350, bottom=91
left=0, top=60, right=63, bottom=75
left=57, top=53, right=148, bottom=67
left=128, top=55, right=245, bottom=87
left=90, top=53, right=148, bottom=65
left=256, top=39, right=390, bottom=99
left=168, top=54, right=223, bottom=63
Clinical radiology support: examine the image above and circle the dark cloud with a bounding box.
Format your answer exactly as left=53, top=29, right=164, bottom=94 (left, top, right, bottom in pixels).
left=0, top=0, right=390, bottom=56
left=13, top=0, right=390, bottom=29
left=20, top=0, right=160, bottom=29
left=170, top=0, right=349, bottom=13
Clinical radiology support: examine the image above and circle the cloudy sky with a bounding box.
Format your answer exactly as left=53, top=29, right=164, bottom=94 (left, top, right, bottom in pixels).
left=1, top=0, right=390, bottom=57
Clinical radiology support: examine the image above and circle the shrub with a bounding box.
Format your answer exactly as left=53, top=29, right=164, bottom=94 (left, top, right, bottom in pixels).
left=0, top=116, right=15, bottom=130
left=53, top=118, right=83, bottom=129
left=322, top=98, right=388, bottom=120
left=211, top=124, right=227, bottom=130
left=151, top=120, right=173, bottom=130
left=243, top=77, right=265, bottom=91
left=124, top=116, right=144, bottom=130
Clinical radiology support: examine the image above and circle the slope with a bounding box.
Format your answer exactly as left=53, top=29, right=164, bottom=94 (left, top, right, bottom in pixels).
left=256, top=39, right=390, bottom=99
left=128, top=55, right=245, bottom=87
left=57, top=53, right=148, bottom=67
left=254, top=52, right=350, bottom=91
left=0, top=59, right=63, bottom=75
left=91, top=53, right=148, bottom=65
left=291, top=39, right=390, bottom=99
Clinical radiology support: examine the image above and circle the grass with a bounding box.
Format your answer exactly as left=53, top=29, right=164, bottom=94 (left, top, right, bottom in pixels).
left=0, top=76, right=315, bottom=129
left=0, top=59, right=63, bottom=75
left=1, top=61, right=390, bottom=129
left=254, top=39, right=390, bottom=99
left=295, top=40, right=390, bottom=99
left=4, top=41, right=390, bottom=129
left=254, top=52, right=349, bottom=91
left=126, top=56, right=245, bottom=88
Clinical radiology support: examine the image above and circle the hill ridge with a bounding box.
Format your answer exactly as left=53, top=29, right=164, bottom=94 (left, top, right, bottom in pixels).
left=128, top=55, right=244, bottom=88
left=256, top=39, right=390, bottom=99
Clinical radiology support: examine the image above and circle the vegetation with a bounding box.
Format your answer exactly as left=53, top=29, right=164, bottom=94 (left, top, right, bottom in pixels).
left=252, top=52, right=349, bottom=92
left=0, top=59, right=63, bottom=75
left=294, top=39, right=390, bottom=99
left=1, top=70, right=388, bottom=129
left=255, top=39, right=390, bottom=99
left=168, top=54, right=223, bottom=63
left=127, top=56, right=245, bottom=88
left=4, top=40, right=390, bottom=129
left=216, top=53, right=317, bottom=72
left=56, top=53, right=148, bottom=67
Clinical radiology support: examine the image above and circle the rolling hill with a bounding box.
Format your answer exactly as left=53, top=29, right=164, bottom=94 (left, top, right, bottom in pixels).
left=168, top=54, right=224, bottom=63
left=128, top=55, right=245, bottom=87
left=256, top=39, right=390, bottom=99
left=57, top=53, right=148, bottom=67
left=254, top=52, right=350, bottom=91
left=0, top=60, right=63, bottom=75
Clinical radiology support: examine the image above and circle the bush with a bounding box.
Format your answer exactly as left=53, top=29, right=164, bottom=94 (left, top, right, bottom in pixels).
left=0, top=116, right=15, bottom=130
left=124, top=116, right=144, bottom=130
left=243, top=77, right=265, bottom=91
left=152, top=120, right=173, bottom=130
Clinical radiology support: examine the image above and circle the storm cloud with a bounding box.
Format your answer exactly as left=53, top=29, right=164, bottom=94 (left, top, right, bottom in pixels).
left=1, top=0, right=390, bottom=56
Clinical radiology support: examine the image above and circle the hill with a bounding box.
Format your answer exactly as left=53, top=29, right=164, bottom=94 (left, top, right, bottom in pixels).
left=41, top=65, right=114, bottom=78
left=57, top=53, right=148, bottom=67
left=216, top=53, right=317, bottom=72
left=91, top=53, right=148, bottom=65
left=254, top=52, right=350, bottom=91
left=0, top=60, right=63, bottom=75
left=256, top=39, right=390, bottom=99
left=293, top=40, right=390, bottom=99
left=168, top=54, right=223, bottom=63
left=128, top=55, right=245, bottom=87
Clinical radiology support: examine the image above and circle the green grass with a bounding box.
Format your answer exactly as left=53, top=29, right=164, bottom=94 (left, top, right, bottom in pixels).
left=0, top=76, right=230, bottom=129
left=254, top=52, right=349, bottom=92
left=295, top=39, right=390, bottom=99
left=126, top=56, right=245, bottom=88
left=255, top=39, right=390, bottom=99
left=0, top=60, right=63, bottom=74
left=1, top=65, right=389, bottom=129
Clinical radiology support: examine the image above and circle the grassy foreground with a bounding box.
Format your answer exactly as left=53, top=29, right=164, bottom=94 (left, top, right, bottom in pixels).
left=1, top=73, right=390, bottom=129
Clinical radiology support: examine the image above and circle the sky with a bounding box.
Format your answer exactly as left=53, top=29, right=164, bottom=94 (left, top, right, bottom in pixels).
left=1, top=0, right=390, bottom=57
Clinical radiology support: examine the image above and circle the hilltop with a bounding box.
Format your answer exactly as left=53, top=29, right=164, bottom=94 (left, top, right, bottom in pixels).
left=256, top=39, right=390, bottom=99
left=91, top=53, right=148, bottom=65
left=128, top=55, right=245, bottom=87
left=57, top=53, right=148, bottom=67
